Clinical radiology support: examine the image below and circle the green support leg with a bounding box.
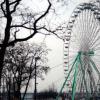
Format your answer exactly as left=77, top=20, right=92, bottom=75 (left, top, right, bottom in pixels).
left=79, top=55, right=89, bottom=100
left=72, top=55, right=79, bottom=100
left=56, top=54, right=79, bottom=100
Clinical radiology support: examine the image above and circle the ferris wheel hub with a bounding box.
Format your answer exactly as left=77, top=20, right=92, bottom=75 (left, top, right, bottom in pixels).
left=78, top=51, right=94, bottom=56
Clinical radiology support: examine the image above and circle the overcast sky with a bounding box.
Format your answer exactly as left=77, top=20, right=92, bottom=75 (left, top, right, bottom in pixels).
left=20, top=0, right=91, bottom=92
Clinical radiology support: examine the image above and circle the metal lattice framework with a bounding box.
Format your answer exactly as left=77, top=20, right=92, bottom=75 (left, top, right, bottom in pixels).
left=57, top=2, right=100, bottom=100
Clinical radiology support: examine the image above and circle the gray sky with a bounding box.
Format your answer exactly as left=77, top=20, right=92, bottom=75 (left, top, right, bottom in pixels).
left=20, top=0, right=91, bottom=92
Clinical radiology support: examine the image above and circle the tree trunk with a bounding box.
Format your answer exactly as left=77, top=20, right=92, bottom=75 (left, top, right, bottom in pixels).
left=22, top=75, right=31, bottom=100
left=0, top=0, right=12, bottom=85
left=14, top=88, right=21, bottom=100
left=14, top=81, right=21, bottom=100
left=18, top=83, right=21, bottom=100
left=8, top=78, right=11, bottom=100
left=0, top=47, right=6, bottom=84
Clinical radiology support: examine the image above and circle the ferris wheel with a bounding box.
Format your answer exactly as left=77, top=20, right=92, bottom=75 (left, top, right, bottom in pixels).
left=57, top=2, right=100, bottom=100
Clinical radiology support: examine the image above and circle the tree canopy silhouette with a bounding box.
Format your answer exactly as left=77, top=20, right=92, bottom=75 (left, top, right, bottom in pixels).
left=2, top=42, right=50, bottom=100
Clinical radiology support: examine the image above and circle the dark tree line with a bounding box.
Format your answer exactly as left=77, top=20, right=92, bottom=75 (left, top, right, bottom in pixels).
left=1, top=42, right=50, bottom=100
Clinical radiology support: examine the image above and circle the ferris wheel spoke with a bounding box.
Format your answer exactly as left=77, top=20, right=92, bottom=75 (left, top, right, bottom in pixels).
left=88, top=69, right=96, bottom=92
left=83, top=10, right=95, bottom=45
left=85, top=10, right=91, bottom=44
left=87, top=12, right=98, bottom=45
left=89, top=22, right=100, bottom=45
left=89, top=25, right=99, bottom=47
left=89, top=58, right=100, bottom=76
left=92, top=46, right=100, bottom=51
left=90, top=35, right=100, bottom=48
left=91, top=40, right=100, bottom=50
left=76, top=68, right=84, bottom=92
left=74, top=11, right=86, bottom=47
left=87, top=13, right=100, bottom=46
left=70, top=15, right=84, bottom=47
left=79, top=73, right=86, bottom=93
left=92, top=57, right=100, bottom=63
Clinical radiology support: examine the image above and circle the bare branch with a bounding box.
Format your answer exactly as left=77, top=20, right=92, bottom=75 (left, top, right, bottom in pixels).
left=3, top=0, right=52, bottom=46
left=11, top=0, right=21, bottom=13
left=11, top=24, right=34, bottom=30
left=34, top=0, right=51, bottom=26
left=9, top=0, right=18, bottom=5
left=1, top=0, right=6, bottom=16
left=11, top=24, right=45, bottom=31
left=13, top=29, right=19, bottom=40
left=39, top=27, right=64, bottom=39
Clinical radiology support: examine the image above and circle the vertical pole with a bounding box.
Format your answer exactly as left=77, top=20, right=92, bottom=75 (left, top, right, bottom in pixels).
left=34, top=60, right=37, bottom=100
left=34, top=57, right=40, bottom=100
left=34, top=56, right=41, bottom=100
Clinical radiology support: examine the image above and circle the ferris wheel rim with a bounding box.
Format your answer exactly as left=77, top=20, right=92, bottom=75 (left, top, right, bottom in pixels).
left=63, top=2, right=100, bottom=94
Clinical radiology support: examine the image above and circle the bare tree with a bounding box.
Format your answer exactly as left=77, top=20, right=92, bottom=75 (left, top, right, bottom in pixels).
left=2, top=42, right=50, bottom=100
left=0, top=0, right=51, bottom=82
